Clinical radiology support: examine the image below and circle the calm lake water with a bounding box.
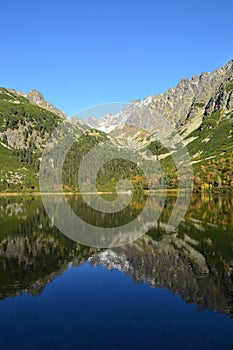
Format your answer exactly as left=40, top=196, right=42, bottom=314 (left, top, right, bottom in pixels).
left=0, top=193, right=232, bottom=349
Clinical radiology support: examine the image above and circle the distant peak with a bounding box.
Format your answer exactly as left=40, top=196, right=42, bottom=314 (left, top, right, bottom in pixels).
left=224, top=59, right=233, bottom=70
left=27, top=89, right=45, bottom=101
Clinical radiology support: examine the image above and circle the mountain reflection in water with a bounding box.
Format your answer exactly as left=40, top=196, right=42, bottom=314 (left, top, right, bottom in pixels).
left=0, top=193, right=232, bottom=316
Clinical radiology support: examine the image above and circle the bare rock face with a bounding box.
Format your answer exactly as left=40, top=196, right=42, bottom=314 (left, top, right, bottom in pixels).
left=26, top=89, right=45, bottom=104
left=87, top=96, right=153, bottom=133
left=87, top=60, right=233, bottom=137
left=18, top=89, right=68, bottom=120
left=0, top=87, right=88, bottom=154
left=227, top=91, right=233, bottom=110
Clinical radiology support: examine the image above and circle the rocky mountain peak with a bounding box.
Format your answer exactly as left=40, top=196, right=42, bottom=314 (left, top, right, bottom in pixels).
left=16, top=89, right=68, bottom=120
left=86, top=59, right=233, bottom=142
left=26, top=89, right=45, bottom=104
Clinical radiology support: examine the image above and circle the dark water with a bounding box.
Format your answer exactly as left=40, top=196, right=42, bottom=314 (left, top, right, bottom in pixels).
left=0, top=194, right=232, bottom=349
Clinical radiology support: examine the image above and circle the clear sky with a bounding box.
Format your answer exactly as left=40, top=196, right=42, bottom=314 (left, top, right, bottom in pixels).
left=1, top=0, right=232, bottom=116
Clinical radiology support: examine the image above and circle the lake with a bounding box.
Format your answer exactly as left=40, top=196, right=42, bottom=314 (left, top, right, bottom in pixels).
left=0, top=193, right=232, bottom=349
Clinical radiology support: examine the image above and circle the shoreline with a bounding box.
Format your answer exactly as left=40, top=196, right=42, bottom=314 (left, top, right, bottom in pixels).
left=0, top=189, right=218, bottom=197
left=0, top=189, right=180, bottom=197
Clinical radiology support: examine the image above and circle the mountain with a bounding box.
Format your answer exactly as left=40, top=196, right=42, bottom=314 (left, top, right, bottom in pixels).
left=0, top=87, right=103, bottom=191
left=86, top=60, right=233, bottom=191
left=13, top=88, right=68, bottom=120
left=0, top=59, right=233, bottom=192
left=87, top=60, right=233, bottom=142
left=87, top=96, right=153, bottom=133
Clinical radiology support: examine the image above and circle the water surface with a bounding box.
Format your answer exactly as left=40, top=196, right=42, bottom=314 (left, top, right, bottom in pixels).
left=0, top=194, right=232, bottom=349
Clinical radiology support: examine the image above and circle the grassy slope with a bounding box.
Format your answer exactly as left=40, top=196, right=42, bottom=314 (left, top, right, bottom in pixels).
left=147, top=109, right=233, bottom=190
left=0, top=88, right=62, bottom=191
left=0, top=86, right=233, bottom=192
left=0, top=143, right=38, bottom=191
left=186, top=110, right=233, bottom=160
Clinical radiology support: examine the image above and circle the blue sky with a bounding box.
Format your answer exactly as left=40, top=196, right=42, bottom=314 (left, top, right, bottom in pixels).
left=1, top=0, right=232, bottom=116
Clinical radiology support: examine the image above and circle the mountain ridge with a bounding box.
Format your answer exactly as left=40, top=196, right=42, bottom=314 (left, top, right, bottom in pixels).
left=10, top=88, right=68, bottom=120
left=0, top=59, right=233, bottom=192
left=87, top=59, right=233, bottom=140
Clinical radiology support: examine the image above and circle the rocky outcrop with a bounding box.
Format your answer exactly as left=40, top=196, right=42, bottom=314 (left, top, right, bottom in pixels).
left=17, top=89, right=68, bottom=119
left=87, top=60, right=233, bottom=140
left=87, top=97, right=153, bottom=133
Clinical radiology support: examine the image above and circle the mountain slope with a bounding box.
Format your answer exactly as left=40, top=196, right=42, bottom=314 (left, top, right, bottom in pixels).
left=13, top=88, right=68, bottom=120
left=87, top=96, right=153, bottom=133
left=0, top=143, right=38, bottom=190
left=0, top=87, right=94, bottom=191
left=1, top=59, right=233, bottom=192
left=87, top=60, right=233, bottom=144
